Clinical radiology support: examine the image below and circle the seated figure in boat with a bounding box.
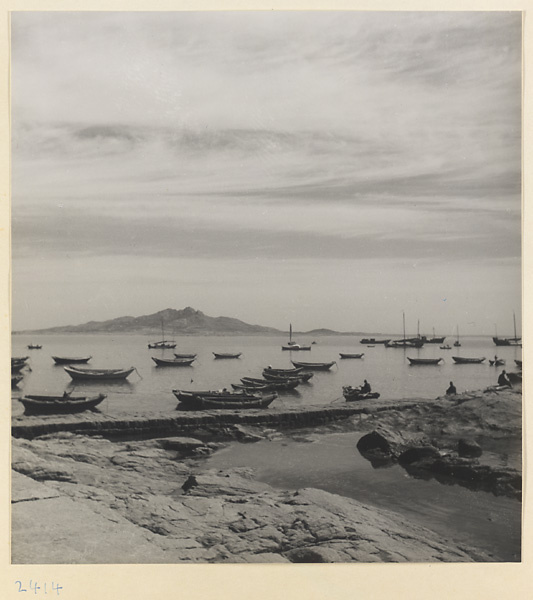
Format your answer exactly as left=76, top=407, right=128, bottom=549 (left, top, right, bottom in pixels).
left=446, top=381, right=457, bottom=395
left=360, top=379, right=371, bottom=394
left=497, top=370, right=512, bottom=388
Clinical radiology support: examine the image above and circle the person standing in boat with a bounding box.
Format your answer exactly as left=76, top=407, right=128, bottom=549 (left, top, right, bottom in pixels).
left=497, top=370, right=512, bottom=388
left=446, top=381, right=457, bottom=395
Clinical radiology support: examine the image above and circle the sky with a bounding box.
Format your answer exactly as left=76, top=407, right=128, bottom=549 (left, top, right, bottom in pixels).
left=10, top=11, right=522, bottom=335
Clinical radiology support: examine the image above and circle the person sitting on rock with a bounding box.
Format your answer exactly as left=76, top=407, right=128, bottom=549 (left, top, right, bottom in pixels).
left=360, top=379, right=371, bottom=394
left=497, top=370, right=512, bottom=388
left=446, top=381, right=457, bottom=395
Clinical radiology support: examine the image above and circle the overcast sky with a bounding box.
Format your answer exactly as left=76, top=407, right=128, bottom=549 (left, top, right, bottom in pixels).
left=11, top=11, right=522, bottom=334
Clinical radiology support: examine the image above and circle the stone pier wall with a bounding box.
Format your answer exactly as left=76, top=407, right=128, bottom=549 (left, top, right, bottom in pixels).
left=12, top=399, right=423, bottom=440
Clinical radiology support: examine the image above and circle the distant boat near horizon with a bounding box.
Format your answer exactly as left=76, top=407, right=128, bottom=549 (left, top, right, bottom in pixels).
left=147, top=319, right=176, bottom=349
left=493, top=311, right=521, bottom=347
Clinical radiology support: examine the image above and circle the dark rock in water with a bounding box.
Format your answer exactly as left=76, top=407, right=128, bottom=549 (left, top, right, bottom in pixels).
left=356, top=426, right=431, bottom=459
left=457, top=438, right=483, bottom=458
left=398, top=446, right=441, bottom=466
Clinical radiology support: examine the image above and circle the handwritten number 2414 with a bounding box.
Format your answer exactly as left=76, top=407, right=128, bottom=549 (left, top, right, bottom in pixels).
left=15, top=581, right=62, bottom=595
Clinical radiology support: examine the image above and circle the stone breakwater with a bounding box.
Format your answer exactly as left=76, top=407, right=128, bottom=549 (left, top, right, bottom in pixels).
left=12, top=398, right=422, bottom=440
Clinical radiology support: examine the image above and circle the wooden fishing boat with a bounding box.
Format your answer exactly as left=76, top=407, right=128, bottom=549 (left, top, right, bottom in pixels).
left=452, top=356, right=486, bottom=364
left=281, top=324, right=311, bottom=350
left=213, top=352, right=242, bottom=359
left=241, top=376, right=299, bottom=390
left=19, top=393, right=106, bottom=415
left=12, top=356, right=29, bottom=365
left=27, top=344, right=42, bottom=349
left=173, top=353, right=197, bottom=359
left=64, top=366, right=135, bottom=381
left=173, top=389, right=276, bottom=410
left=281, top=344, right=312, bottom=351
left=11, top=374, right=23, bottom=389
left=52, top=356, right=92, bottom=365
left=263, top=366, right=304, bottom=375
left=262, top=370, right=314, bottom=382
left=407, top=357, right=443, bottom=365
left=339, top=353, right=364, bottom=359
left=454, top=326, right=461, bottom=347
left=231, top=383, right=273, bottom=392
left=488, top=359, right=506, bottom=366
left=11, top=362, right=28, bottom=374
left=185, top=394, right=276, bottom=410
left=148, top=319, right=176, bottom=349
left=291, top=360, right=336, bottom=371
left=360, top=338, right=390, bottom=345
left=493, top=311, right=521, bottom=346
left=151, top=356, right=195, bottom=367
left=440, top=344, right=452, bottom=350
left=342, top=386, right=380, bottom=402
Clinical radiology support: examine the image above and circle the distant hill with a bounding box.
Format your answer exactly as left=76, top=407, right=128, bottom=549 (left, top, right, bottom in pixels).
left=16, top=307, right=288, bottom=336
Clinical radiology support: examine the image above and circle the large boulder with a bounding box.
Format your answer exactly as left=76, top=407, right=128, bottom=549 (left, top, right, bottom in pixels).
left=357, top=426, right=431, bottom=460
left=457, top=438, right=483, bottom=458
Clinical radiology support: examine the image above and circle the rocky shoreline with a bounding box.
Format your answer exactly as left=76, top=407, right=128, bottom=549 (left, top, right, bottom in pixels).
left=11, top=387, right=522, bottom=563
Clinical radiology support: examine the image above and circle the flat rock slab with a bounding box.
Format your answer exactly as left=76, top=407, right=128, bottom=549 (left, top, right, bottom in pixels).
left=12, top=475, right=168, bottom=564
left=11, top=471, right=61, bottom=503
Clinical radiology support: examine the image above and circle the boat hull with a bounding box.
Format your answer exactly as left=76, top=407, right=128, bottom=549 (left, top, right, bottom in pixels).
left=151, top=357, right=195, bottom=367
left=339, top=353, right=364, bottom=359
left=452, top=357, right=486, bottom=364
left=291, top=360, right=336, bottom=371
left=52, top=356, right=92, bottom=364
left=19, top=394, right=106, bottom=415
left=64, top=366, right=135, bottom=380
left=213, top=353, right=242, bottom=359
left=407, top=357, right=443, bottom=365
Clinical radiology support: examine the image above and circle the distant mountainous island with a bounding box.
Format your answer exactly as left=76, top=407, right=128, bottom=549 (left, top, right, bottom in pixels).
left=15, top=307, right=358, bottom=336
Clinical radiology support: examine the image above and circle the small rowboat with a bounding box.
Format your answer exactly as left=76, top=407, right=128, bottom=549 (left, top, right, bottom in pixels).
left=186, top=394, right=276, bottom=410
left=11, top=362, right=28, bottom=374
left=440, top=345, right=452, bottom=350
left=339, top=353, right=364, bottom=359
left=173, top=353, right=197, bottom=359
left=213, top=352, right=242, bottom=359
left=241, top=377, right=299, bottom=390
left=342, top=386, right=380, bottom=402
left=263, top=367, right=304, bottom=375
left=407, top=357, right=443, bottom=365
left=12, top=356, right=29, bottom=365
left=281, top=344, right=312, bottom=351
left=173, top=389, right=276, bottom=410
left=291, top=360, right=336, bottom=371
left=64, top=366, right=135, bottom=381
left=27, top=344, right=42, bottom=349
left=489, top=359, right=506, bottom=366
left=11, top=374, right=23, bottom=389
left=452, top=356, right=486, bottom=364
left=151, top=356, right=195, bottom=367
left=52, top=356, right=92, bottom=365
left=19, top=393, right=106, bottom=415
left=262, top=370, right=314, bottom=383
left=148, top=341, right=177, bottom=349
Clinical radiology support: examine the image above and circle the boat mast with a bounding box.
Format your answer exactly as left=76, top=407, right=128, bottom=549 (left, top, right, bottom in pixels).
left=403, top=311, right=406, bottom=341
left=513, top=311, right=517, bottom=340
left=161, top=319, right=165, bottom=342
left=290, top=323, right=292, bottom=343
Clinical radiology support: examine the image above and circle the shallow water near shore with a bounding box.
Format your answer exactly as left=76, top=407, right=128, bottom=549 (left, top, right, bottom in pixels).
left=204, top=432, right=521, bottom=561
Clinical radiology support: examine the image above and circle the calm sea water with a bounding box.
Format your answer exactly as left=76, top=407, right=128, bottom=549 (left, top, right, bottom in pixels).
left=11, top=333, right=522, bottom=417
